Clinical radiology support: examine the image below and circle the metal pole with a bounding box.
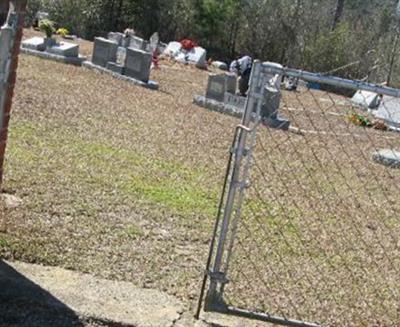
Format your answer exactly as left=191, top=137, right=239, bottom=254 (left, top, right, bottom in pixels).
left=206, top=61, right=263, bottom=301
left=262, top=62, right=400, bottom=97
left=0, top=0, right=27, bottom=187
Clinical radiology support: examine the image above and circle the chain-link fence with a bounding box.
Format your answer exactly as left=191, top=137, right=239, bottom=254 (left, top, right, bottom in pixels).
left=197, top=61, right=400, bottom=326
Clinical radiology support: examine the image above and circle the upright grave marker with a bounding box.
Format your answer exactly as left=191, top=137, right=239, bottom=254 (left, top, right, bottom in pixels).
left=206, top=73, right=237, bottom=102
left=92, top=37, right=118, bottom=67
left=124, top=48, right=152, bottom=82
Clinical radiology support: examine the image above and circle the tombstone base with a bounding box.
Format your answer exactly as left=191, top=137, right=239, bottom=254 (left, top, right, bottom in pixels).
left=372, top=149, right=400, bottom=168
left=20, top=47, right=86, bottom=66
left=194, top=95, right=292, bottom=131
left=47, top=42, right=79, bottom=58
left=193, top=95, right=244, bottom=118
left=82, top=61, right=158, bottom=90
left=106, top=62, right=125, bottom=75
left=262, top=117, right=291, bottom=130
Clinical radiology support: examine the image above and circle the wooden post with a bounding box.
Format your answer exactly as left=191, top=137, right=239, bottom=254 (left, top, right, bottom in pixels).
left=0, top=0, right=27, bottom=188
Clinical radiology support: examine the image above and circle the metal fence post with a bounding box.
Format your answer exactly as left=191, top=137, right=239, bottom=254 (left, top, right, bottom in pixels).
left=201, top=60, right=266, bottom=312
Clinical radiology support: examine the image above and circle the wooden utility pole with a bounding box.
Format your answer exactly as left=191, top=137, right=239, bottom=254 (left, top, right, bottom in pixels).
left=0, top=0, right=27, bottom=188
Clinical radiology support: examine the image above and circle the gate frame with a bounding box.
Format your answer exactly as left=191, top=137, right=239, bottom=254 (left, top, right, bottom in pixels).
left=196, top=61, right=400, bottom=326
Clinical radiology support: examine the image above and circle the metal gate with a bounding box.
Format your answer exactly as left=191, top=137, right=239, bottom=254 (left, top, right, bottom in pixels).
left=197, top=61, right=400, bottom=326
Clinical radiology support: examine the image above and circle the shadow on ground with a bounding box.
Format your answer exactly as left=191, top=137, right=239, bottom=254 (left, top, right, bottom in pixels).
left=0, top=260, right=84, bottom=327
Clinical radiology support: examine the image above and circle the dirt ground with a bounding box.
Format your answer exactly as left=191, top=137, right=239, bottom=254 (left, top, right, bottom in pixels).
left=1, top=29, right=400, bottom=326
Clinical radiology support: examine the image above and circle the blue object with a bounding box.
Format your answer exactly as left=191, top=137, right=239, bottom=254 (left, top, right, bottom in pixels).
left=307, top=82, right=321, bottom=90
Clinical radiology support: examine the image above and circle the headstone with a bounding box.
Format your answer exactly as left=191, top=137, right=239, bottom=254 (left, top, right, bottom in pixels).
left=224, top=93, right=246, bottom=109
left=124, top=48, right=152, bottom=82
left=175, top=52, right=188, bottom=64
left=373, top=96, right=400, bottom=131
left=92, top=37, right=118, bottom=67
left=206, top=73, right=237, bottom=102
left=149, top=32, right=159, bottom=53
left=143, top=40, right=151, bottom=52
left=284, top=76, right=299, bottom=91
left=373, top=149, right=400, bottom=168
left=36, top=11, right=49, bottom=21
left=164, top=41, right=182, bottom=57
left=261, top=84, right=280, bottom=119
left=186, top=46, right=207, bottom=68
left=129, top=36, right=148, bottom=52
left=212, top=61, right=228, bottom=71
left=122, top=35, right=131, bottom=48
left=47, top=42, right=79, bottom=57
left=106, top=62, right=125, bottom=75
left=351, top=90, right=380, bottom=109
left=260, top=81, right=290, bottom=130
left=116, top=46, right=126, bottom=65
left=158, top=42, right=168, bottom=54
left=21, top=37, right=45, bottom=51
left=108, top=32, right=124, bottom=46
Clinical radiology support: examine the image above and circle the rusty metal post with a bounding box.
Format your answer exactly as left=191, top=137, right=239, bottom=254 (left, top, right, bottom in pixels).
left=0, top=0, right=27, bottom=188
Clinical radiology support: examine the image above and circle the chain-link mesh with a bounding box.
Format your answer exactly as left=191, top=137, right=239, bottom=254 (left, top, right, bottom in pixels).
left=202, top=63, right=400, bottom=326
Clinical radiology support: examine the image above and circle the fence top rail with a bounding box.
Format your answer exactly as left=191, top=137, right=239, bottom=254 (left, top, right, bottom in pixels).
left=261, top=61, right=400, bottom=98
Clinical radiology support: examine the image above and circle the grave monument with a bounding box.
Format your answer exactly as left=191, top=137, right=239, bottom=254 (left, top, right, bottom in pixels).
left=82, top=31, right=158, bottom=90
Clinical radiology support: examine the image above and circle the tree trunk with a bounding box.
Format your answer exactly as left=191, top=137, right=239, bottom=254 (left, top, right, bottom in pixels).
left=387, top=26, right=400, bottom=86
left=332, top=0, right=345, bottom=30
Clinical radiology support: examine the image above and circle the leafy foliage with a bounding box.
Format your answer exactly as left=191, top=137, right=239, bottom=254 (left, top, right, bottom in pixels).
left=27, top=0, right=400, bottom=86
left=39, top=19, right=55, bottom=38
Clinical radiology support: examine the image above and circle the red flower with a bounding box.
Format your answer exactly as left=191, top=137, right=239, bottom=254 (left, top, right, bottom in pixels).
left=180, top=39, right=198, bottom=51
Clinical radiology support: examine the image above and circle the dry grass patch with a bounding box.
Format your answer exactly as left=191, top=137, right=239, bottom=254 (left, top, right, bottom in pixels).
left=2, top=37, right=400, bottom=325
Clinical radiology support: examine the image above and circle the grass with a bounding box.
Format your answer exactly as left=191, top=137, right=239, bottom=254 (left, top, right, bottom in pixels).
left=124, top=224, right=144, bottom=239
left=1, top=30, right=400, bottom=326
left=8, top=121, right=219, bottom=218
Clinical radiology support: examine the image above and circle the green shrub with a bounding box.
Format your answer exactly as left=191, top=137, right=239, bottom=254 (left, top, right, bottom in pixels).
left=39, top=19, right=55, bottom=38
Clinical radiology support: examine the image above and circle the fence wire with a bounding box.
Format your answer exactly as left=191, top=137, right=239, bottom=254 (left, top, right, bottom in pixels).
left=201, top=64, right=400, bottom=326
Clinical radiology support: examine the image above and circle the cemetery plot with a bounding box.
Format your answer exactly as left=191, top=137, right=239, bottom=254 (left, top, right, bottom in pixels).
left=21, top=36, right=86, bottom=66
left=2, top=35, right=400, bottom=326
left=194, top=70, right=290, bottom=130
left=83, top=34, right=158, bottom=90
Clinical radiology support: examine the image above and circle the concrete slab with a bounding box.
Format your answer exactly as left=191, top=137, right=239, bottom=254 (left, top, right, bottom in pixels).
left=47, top=42, right=79, bottom=58
left=21, top=36, right=45, bottom=51
left=372, top=149, right=400, bottom=168
left=0, top=260, right=183, bottom=327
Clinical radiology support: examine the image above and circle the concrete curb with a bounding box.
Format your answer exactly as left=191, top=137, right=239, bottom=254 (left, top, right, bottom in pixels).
left=82, top=61, right=159, bottom=91
left=20, top=47, right=86, bottom=66
left=0, top=260, right=183, bottom=327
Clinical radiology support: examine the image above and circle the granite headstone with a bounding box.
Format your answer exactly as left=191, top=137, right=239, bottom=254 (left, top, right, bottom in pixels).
left=92, top=37, right=118, bottom=67
left=124, top=48, right=152, bottom=82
